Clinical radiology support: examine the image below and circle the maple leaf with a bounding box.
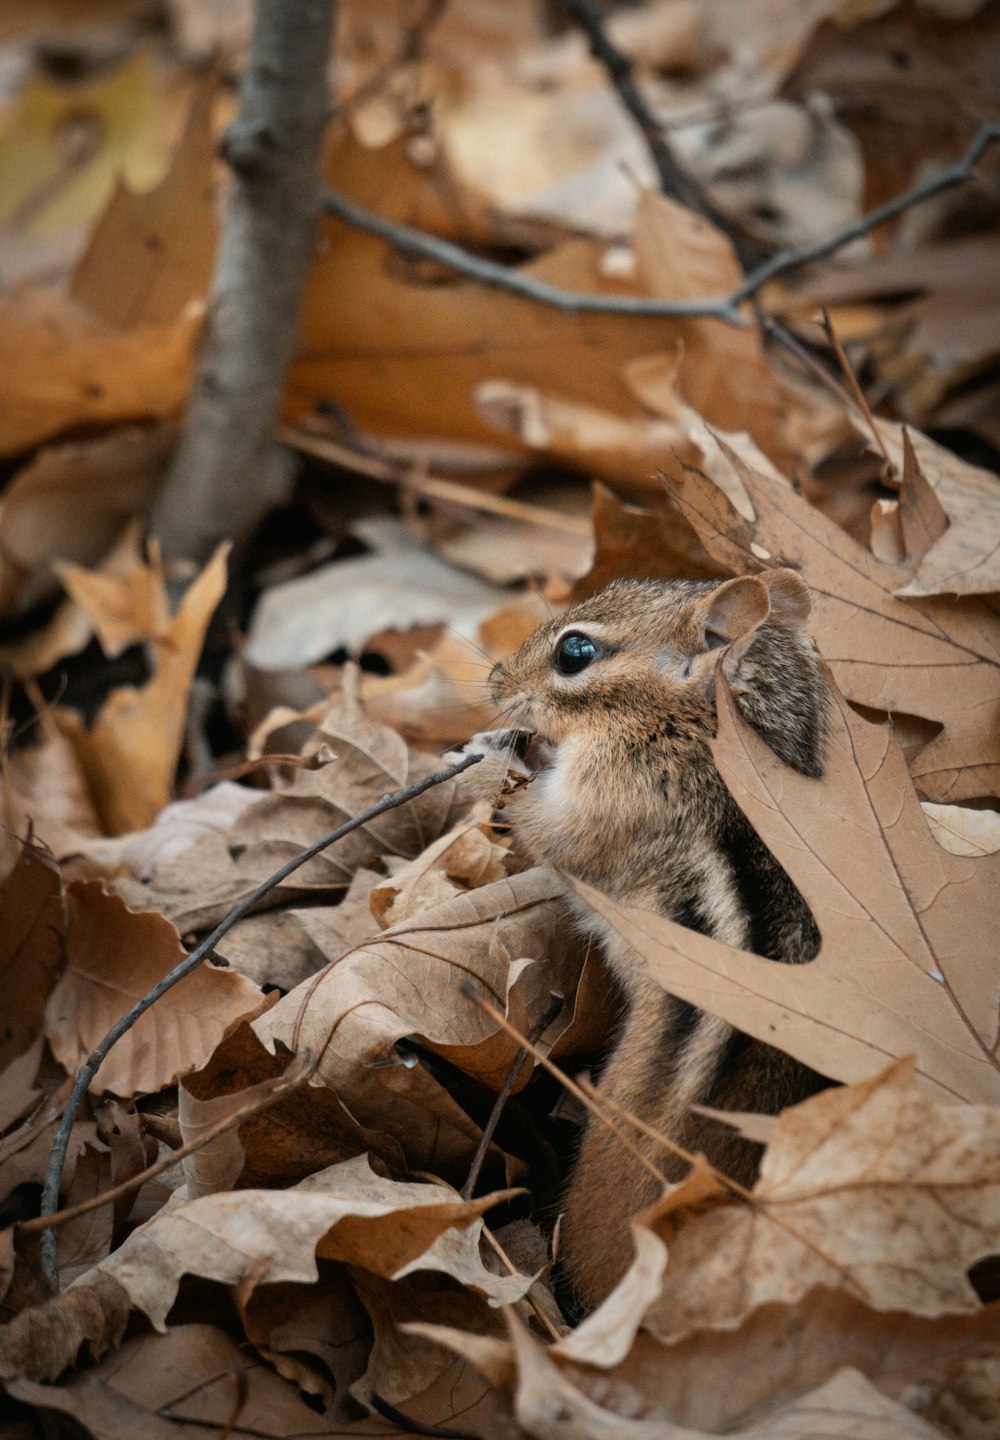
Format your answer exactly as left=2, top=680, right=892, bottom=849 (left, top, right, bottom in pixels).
left=579, top=669, right=1000, bottom=1105
left=664, top=431, right=1000, bottom=802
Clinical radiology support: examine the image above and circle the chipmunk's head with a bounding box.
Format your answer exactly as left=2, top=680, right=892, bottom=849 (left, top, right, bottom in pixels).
left=489, top=570, right=826, bottom=777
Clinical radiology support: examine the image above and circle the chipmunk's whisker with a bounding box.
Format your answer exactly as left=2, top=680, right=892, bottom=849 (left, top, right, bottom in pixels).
left=440, top=624, right=517, bottom=686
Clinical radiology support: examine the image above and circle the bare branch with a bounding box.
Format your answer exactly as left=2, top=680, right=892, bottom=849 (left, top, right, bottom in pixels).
left=38, top=750, right=484, bottom=1286
left=322, top=188, right=746, bottom=322
left=558, top=0, right=754, bottom=266
left=324, top=121, right=1000, bottom=329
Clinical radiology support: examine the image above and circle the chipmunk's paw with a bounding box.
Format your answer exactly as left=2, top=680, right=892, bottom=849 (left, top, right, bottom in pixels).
left=445, top=729, right=536, bottom=797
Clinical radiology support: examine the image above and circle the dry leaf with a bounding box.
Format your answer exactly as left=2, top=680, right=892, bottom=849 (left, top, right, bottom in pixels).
left=216, top=869, right=384, bottom=990
left=922, top=801, right=1000, bottom=857
left=245, top=516, right=512, bottom=669
left=55, top=543, right=229, bottom=833
left=55, top=526, right=171, bottom=659
left=352, top=1267, right=507, bottom=1409
left=0, top=1039, right=44, bottom=1134
left=254, top=868, right=582, bottom=1174
left=0, top=1273, right=131, bottom=1384
left=288, top=131, right=716, bottom=448
left=641, top=1062, right=1000, bottom=1340
left=570, top=483, right=728, bottom=600
left=81, top=1153, right=529, bottom=1330
left=581, top=673, right=1000, bottom=1104
left=186, top=1023, right=406, bottom=1193
left=0, top=51, right=169, bottom=245
left=433, top=1309, right=945, bottom=1439
left=0, top=425, right=173, bottom=621
left=177, top=1055, right=306, bottom=1200
left=665, top=430, right=1000, bottom=801
left=476, top=379, right=699, bottom=499
left=238, top=1268, right=369, bottom=1415
left=551, top=1287, right=1000, bottom=1433
left=370, top=811, right=510, bottom=928
left=70, top=77, right=218, bottom=328
left=632, top=190, right=798, bottom=469
left=0, top=841, right=67, bottom=1070
left=0, top=286, right=198, bottom=458
left=44, top=882, right=263, bottom=1097
left=5, top=1319, right=340, bottom=1426
left=879, top=423, right=1000, bottom=599
left=362, top=591, right=552, bottom=747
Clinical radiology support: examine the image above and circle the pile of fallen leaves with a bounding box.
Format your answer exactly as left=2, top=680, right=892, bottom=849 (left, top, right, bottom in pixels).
left=2, top=0, right=1000, bottom=1435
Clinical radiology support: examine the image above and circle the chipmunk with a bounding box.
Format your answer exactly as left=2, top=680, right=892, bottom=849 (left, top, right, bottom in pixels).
left=454, top=569, right=829, bottom=1310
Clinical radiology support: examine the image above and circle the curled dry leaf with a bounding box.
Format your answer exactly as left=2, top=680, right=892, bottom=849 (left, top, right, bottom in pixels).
left=639, top=1062, right=1000, bottom=1340
left=43, top=882, right=263, bottom=1098
left=191, top=1023, right=406, bottom=1192
left=0, top=1272, right=131, bottom=1385
left=880, top=423, right=1000, bottom=599
left=53, top=525, right=170, bottom=660
left=54, top=543, right=230, bottom=835
left=370, top=810, right=511, bottom=928
left=351, top=1267, right=507, bottom=1409
left=254, top=869, right=581, bottom=1174
left=580, top=673, right=1000, bottom=1103
left=80, top=1152, right=529, bottom=1331
left=0, top=425, right=173, bottom=623
left=664, top=429, right=1000, bottom=801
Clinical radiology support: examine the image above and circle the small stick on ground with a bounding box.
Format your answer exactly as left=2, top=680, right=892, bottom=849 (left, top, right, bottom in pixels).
left=22, top=1053, right=316, bottom=1237
left=38, top=751, right=484, bottom=1287
left=461, top=992, right=564, bottom=1201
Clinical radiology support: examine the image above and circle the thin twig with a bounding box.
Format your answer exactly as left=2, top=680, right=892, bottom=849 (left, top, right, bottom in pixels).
left=38, top=751, right=484, bottom=1287
left=820, top=308, right=895, bottom=476
left=461, top=992, right=564, bottom=1201
left=324, top=121, right=1000, bottom=328
left=466, top=985, right=872, bottom=1290
left=21, top=1053, right=315, bottom=1236
left=415, top=1168, right=563, bottom=1343
left=322, top=188, right=745, bottom=323
left=733, top=120, right=1000, bottom=300
left=461, top=982, right=669, bottom=1188
left=559, top=0, right=753, bottom=266
left=279, top=424, right=593, bottom=536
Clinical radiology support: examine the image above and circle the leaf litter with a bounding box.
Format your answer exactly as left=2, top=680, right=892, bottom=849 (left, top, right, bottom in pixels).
left=2, top=1, right=1000, bottom=1435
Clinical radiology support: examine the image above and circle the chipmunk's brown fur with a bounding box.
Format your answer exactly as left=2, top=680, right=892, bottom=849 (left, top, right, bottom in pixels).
left=465, top=570, right=828, bottom=1310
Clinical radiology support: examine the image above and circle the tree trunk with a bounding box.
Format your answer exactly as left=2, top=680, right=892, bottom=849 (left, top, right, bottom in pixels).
left=150, top=0, right=337, bottom=562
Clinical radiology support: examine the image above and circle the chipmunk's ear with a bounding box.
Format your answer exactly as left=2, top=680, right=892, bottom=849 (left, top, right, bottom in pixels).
left=759, top=568, right=811, bottom=629
left=698, top=575, right=770, bottom=650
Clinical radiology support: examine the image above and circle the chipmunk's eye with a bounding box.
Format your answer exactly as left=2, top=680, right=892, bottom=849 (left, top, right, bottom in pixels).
left=554, top=631, right=598, bottom=675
